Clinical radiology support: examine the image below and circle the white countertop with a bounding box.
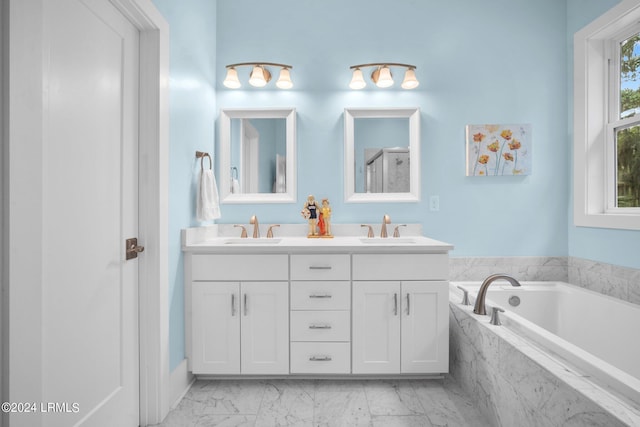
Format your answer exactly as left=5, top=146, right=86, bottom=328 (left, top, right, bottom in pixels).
left=182, top=224, right=454, bottom=254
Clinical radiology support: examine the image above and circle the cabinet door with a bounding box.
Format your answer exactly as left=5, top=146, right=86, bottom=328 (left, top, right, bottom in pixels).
left=241, top=282, right=289, bottom=374
left=352, top=281, right=400, bottom=374
left=401, top=281, right=449, bottom=373
left=192, top=282, right=240, bottom=374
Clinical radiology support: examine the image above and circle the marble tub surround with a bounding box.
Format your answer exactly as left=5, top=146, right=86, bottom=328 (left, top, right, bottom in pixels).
left=569, top=257, right=640, bottom=306
left=450, top=256, right=640, bottom=306
left=449, top=292, right=640, bottom=427
left=450, top=256, right=568, bottom=282
left=156, top=379, right=493, bottom=427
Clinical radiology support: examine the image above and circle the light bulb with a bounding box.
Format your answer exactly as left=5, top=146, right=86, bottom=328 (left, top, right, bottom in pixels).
left=223, top=67, right=241, bottom=89
left=375, top=66, right=394, bottom=88
left=276, top=68, right=293, bottom=89
left=349, top=68, right=366, bottom=90
left=401, top=68, right=419, bottom=89
left=249, top=66, right=270, bottom=87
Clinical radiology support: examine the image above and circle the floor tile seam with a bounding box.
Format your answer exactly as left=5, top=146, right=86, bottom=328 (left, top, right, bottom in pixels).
left=361, top=381, right=375, bottom=419
left=437, top=381, right=479, bottom=425
left=409, top=380, right=434, bottom=416
left=253, top=381, right=269, bottom=426
left=398, top=380, right=429, bottom=417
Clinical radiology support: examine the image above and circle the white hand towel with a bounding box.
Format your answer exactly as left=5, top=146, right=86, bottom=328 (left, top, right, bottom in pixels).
left=197, top=169, right=221, bottom=221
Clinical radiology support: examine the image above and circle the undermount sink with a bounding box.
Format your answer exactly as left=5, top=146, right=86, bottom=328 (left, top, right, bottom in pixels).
left=224, top=238, right=282, bottom=245
left=359, top=237, right=417, bottom=244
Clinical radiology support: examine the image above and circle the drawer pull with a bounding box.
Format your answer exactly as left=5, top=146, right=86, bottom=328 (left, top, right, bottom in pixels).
left=309, top=294, right=332, bottom=299
left=309, top=355, right=332, bottom=362
left=309, top=265, right=333, bottom=270
left=406, top=293, right=411, bottom=315
left=309, top=324, right=332, bottom=329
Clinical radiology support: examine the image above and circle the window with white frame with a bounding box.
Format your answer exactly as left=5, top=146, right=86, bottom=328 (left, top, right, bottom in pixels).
left=574, top=0, right=640, bottom=230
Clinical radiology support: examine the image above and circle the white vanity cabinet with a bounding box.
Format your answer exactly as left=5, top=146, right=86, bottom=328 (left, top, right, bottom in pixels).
left=183, top=231, right=452, bottom=378
left=189, top=254, right=289, bottom=375
left=290, top=254, right=351, bottom=374
left=352, top=254, right=449, bottom=374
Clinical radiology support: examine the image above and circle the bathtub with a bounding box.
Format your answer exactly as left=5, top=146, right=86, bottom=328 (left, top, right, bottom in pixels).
left=451, top=281, right=640, bottom=410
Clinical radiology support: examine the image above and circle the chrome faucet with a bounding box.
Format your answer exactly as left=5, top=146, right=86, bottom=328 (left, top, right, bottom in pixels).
left=489, top=307, right=505, bottom=326
left=380, top=214, right=391, bottom=238
left=473, top=274, right=521, bottom=315
left=249, top=215, right=260, bottom=238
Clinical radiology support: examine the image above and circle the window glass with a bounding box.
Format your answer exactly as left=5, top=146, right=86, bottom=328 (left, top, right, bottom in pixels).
left=615, top=125, right=640, bottom=208
left=620, top=33, right=640, bottom=119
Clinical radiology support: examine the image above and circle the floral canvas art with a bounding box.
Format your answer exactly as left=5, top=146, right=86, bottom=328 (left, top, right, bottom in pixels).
left=466, top=124, right=531, bottom=176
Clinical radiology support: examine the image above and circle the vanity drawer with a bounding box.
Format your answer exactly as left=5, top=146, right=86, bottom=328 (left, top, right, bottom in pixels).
left=290, top=311, right=350, bottom=342
left=352, top=253, right=448, bottom=281
left=192, top=254, right=288, bottom=281
left=290, top=281, right=350, bottom=310
left=290, top=342, right=350, bottom=374
left=290, top=254, right=350, bottom=280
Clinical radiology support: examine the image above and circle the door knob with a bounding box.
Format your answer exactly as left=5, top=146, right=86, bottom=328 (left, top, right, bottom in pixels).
left=125, top=237, right=145, bottom=260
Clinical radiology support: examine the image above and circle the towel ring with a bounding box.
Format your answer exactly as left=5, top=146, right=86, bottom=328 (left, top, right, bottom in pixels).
left=196, top=151, right=212, bottom=171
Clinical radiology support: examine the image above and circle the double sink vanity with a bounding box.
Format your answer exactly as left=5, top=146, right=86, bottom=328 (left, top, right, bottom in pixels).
left=182, top=223, right=453, bottom=377
left=183, top=106, right=451, bottom=377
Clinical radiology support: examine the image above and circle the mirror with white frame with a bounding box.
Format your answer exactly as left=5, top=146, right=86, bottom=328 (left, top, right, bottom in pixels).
left=219, top=108, right=296, bottom=203
left=344, top=107, right=420, bottom=202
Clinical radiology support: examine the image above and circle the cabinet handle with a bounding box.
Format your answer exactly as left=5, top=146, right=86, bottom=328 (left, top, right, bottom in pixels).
left=231, top=294, right=236, bottom=316
left=309, top=355, right=332, bottom=361
left=406, top=293, right=410, bottom=315
left=394, top=293, right=398, bottom=316
left=243, top=293, right=247, bottom=316
left=309, top=266, right=332, bottom=270
left=309, top=294, right=332, bottom=299
left=309, top=324, right=332, bottom=329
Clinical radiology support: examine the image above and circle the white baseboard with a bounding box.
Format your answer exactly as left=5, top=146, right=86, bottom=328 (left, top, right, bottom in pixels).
left=169, top=359, right=194, bottom=410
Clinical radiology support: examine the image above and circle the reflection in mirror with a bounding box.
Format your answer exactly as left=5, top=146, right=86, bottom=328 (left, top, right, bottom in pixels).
left=354, top=118, right=410, bottom=193
left=344, top=108, right=420, bottom=202
left=220, top=108, right=296, bottom=203
left=229, top=118, right=287, bottom=194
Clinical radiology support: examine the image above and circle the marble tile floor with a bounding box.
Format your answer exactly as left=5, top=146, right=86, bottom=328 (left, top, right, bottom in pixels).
left=156, top=378, right=494, bottom=427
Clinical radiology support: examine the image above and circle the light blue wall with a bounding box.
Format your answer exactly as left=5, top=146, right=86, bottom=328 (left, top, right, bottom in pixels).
left=566, top=0, right=640, bottom=270
left=152, top=0, right=217, bottom=371
left=216, top=0, right=569, bottom=258
left=153, top=0, right=638, bottom=373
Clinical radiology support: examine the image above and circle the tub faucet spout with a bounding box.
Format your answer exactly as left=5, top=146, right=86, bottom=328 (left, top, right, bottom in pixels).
left=473, top=274, right=521, bottom=315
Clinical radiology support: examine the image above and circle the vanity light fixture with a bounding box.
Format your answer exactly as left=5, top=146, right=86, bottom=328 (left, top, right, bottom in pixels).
left=223, top=62, right=294, bottom=89
left=349, top=63, right=419, bottom=90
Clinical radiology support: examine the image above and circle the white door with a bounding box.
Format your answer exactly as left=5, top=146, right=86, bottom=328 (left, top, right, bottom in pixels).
left=192, top=283, right=241, bottom=374
left=401, top=281, right=449, bottom=373
left=241, top=282, right=289, bottom=374
left=42, top=0, right=140, bottom=425
left=352, top=281, right=401, bottom=374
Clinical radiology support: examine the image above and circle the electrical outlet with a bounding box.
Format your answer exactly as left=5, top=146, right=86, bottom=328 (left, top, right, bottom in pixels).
left=429, top=195, right=440, bottom=211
